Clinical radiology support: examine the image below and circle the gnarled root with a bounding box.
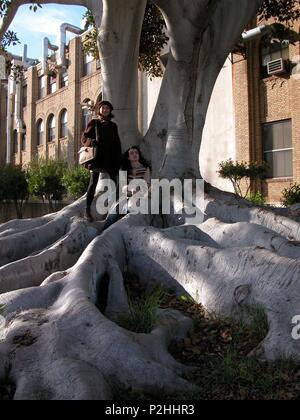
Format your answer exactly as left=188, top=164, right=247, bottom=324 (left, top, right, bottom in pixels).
left=1, top=188, right=300, bottom=400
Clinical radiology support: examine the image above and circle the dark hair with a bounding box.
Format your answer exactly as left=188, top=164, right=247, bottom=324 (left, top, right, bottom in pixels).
left=121, top=146, right=151, bottom=173
left=94, top=100, right=114, bottom=120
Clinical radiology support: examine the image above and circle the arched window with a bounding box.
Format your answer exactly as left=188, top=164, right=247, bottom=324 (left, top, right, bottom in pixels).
left=13, top=130, right=18, bottom=154
left=60, top=109, right=68, bottom=138
left=37, top=120, right=44, bottom=146
left=81, top=98, right=93, bottom=130
left=48, top=115, right=56, bottom=142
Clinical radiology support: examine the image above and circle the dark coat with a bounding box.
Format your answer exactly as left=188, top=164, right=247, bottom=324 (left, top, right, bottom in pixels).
left=81, top=119, right=122, bottom=180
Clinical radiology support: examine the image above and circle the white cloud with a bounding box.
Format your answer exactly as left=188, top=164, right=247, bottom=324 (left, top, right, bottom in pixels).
left=12, top=7, right=74, bottom=35
left=8, top=4, right=87, bottom=58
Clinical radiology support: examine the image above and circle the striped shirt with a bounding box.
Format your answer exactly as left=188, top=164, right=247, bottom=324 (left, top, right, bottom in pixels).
left=128, top=165, right=151, bottom=186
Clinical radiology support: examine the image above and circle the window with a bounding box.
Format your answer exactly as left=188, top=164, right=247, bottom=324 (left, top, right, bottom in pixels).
left=22, top=85, right=27, bottom=108
left=60, top=110, right=68, bottom=138
left=48, top=115, right=56, bottom=142
left=13, top=130, right=18, bottom=154
left=38, top=76, right=45, bottom=99
left=21, top=128, right=26, bottom=151
left=61, top=71, right=68, bottom=88
left=82, top=108, right=91, bottom=131
left=261, top=40, right=289, bottom=79
left=37, top=120, right=44, bottom=146
left=263, top=120, right=293, bottom=178
left=83, top=54, right=93, bottom=77
left=48, top=73, right=57, bottom=94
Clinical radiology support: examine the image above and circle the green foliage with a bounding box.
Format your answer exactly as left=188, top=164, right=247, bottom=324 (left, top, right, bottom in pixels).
left=0, top=165, right=28, bottom=218
left=241, top=304, right=269, bottom=343
left=62, top=166, right=90, bottom=200
left=82, top=10, right=99, bottom=60
left=83, top=1, right=168, bottom=79
left=118, top=288, right=164, bottom=334
left=246, top=192, right=266, bottom=206
left=27, top=159, right=67, bottom=209
left=28, top=2, right=42, bottom=13
left=0, top=30, right=19, bottom=52
left=138, top=2, right=169, bottom=78
left=0, top=0, right=12, bottom=17
left=259, top=0, right=300, bottom=26
left=218, top=159, right=268, bottom=198
left=0, top=1, right=40, bottom=51
left=281, top=183, right=300, bottom=207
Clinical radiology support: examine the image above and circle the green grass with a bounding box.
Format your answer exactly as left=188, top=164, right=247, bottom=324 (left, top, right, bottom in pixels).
left=241, top=304, right=269, bottom=342
left=166, top=298, right=300, bottom=400
left=115, top=277, right=300, bottom=400
left=117, top=288, right=164, bottom=334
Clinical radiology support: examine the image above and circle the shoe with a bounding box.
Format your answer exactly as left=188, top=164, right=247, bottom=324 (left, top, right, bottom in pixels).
left=85, top=208, right=94, bottom=222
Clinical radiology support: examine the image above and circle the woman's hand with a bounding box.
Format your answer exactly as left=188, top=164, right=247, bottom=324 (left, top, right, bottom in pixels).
left=83, top=138, right=92, bottom=147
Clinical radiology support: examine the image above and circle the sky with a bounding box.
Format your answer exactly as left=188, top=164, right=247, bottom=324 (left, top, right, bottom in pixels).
left=8, top=3, right=88, bottom=60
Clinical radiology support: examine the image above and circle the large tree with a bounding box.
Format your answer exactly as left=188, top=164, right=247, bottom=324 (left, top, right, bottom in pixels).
left=1, top=0, right=300, bottom=400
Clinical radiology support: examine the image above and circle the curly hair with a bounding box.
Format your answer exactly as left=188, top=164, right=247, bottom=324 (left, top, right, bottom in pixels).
left=121, top=146, right=151, bottom=173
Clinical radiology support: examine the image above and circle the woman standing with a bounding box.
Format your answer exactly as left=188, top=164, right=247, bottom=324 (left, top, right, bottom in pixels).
left=81, top=101, right=122, bottom=222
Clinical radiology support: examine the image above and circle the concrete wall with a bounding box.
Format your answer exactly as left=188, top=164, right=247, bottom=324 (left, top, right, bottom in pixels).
left=0, top=202, right=66, bottom=223
left=200, top=58, right=235, bottom=192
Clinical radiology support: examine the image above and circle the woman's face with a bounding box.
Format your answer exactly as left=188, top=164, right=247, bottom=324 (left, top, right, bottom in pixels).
left=99, top=105, right=111, bottom=117
left=128, top=148, right=140, bottom=163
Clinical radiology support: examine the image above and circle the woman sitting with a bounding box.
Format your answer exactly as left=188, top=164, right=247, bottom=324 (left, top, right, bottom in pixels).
left=103, top=146, right=151, bottom=229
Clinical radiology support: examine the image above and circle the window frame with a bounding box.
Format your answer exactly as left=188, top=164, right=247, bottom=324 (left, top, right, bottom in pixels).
left=263, top=119, right=293, bottom=179
left=60, top=110, right=68, bottom=138
left=37, top=120, right=44, bottom=146
left=48, top=115, right=56, bottom=143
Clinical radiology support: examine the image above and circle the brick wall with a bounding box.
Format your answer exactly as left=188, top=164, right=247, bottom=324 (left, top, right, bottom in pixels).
left=0, top=83, right=7, bottom=166
left=1, top=36, right=102, bottom=169
left=233, top=18, right=300, bottom=204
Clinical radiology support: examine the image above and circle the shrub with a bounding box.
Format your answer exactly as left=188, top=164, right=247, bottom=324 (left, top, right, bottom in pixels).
left=246, top=192, right=266, bottom=206
left=218, top=159, right=268, bottom=198
left=281, top=183, right=300, bottom=207
left=62, top=166, right=90, bottom=200
left=27, top=159, right=67, bottom=210
left=0, top=165, right=28, bottom=218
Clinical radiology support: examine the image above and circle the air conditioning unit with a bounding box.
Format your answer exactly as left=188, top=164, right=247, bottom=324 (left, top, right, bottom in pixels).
left=267, top=58, right=286, bottom=75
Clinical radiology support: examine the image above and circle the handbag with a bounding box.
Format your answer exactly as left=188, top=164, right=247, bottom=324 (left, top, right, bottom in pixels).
left=78, top=120, right=99, bottom=166
left=78, top=146, right=96, bottom=166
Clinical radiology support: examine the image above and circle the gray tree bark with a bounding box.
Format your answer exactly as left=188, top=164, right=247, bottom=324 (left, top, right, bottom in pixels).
left=2, top=0, right=300, bottom=402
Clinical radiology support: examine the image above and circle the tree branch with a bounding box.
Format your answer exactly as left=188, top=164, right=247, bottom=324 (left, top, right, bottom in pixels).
left=0, top=0, right=90, bottom=41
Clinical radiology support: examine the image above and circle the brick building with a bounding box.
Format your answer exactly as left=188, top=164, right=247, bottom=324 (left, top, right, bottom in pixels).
left=0, top=17, right=300, bottom=204
left=232, top=17, right=300, bottom=203
left=0, top=29, right=102, bottom=168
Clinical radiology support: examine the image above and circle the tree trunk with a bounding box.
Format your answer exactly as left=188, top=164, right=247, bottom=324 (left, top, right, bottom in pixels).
left=3, top=0, right=300, bottom=402
left=145, top=0, right=263, bottom=180
left=97, top=0, right=146, bottom=150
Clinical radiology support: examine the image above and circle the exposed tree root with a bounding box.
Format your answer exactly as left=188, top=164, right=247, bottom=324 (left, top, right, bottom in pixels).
left=0, top=218, right=98, bottom=294
left=1, top=189, right=300, bottom=400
